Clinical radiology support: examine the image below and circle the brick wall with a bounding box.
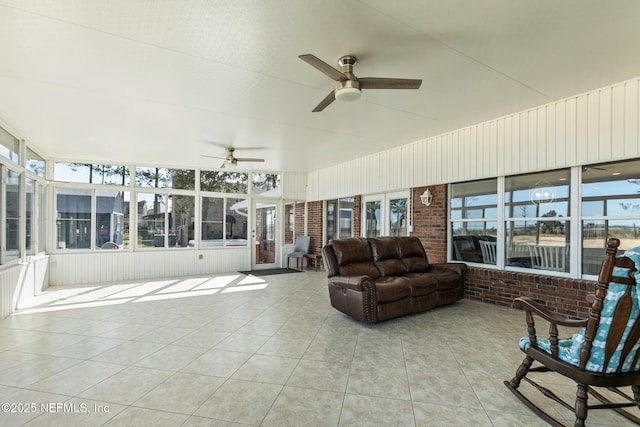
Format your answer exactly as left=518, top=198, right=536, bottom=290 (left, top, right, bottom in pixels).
left=307, top=200, right=323, bottom=255
left=464, top=267, right=594, bottom=318
left=353, top=195, right=361, bottom=238
left=411, top=185, right=448, bottom=263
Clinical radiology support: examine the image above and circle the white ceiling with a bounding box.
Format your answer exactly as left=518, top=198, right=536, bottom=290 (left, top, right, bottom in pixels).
left=1, top=0, right=640, bottom=173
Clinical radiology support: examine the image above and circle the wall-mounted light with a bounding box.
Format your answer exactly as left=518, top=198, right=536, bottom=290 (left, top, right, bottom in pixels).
left=420, top=188, right=433, bottom=206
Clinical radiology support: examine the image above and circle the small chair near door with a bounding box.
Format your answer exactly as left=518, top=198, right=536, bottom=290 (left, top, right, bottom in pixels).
left=286, top=236, right=311, bottom=271
left=505, top=238, right=640, bottom=427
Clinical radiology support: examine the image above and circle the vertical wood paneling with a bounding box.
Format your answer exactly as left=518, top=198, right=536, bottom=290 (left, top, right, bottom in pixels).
left=488, top=121, right=497, bottom=176
left=546, top=104, right=557, bottom=168
left=625, top=80, right=639, bottom=156
left=49, top=248, right=251, bottom=286
left=599, top=87, right=613, bottom=160
left=526, top=110, right=536, bottom=171
left=503, top=116, right=513, bottom=175
left=512, top=115, right=521, bottom=174
left=537, top=107, right=546, bottom=169
left=587, top=92, right=600, bottom=162
left=612, top=84, right=625, bottom=157
left=496, top=118, right=505, bottom=176
left=575, top=94, right=589, bottom=164
left=0, top=265, right=21, bottom=319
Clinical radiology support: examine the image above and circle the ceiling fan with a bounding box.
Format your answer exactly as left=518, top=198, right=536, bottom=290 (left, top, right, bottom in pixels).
left=202, top=147, right=264, bottom=169
left=299, top=54, right=422, bottom=112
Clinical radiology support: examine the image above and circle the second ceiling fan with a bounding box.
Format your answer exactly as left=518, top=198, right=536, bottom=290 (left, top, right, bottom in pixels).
left=202, top=147, right=264, bottom=169
left=299, top=54, right=422, bottom=112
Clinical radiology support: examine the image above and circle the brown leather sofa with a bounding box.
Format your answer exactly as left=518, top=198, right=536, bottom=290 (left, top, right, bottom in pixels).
left=321, top=236, right=467, bottom=323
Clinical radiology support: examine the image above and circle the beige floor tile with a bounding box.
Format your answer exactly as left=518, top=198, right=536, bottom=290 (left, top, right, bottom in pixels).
left=78, top=366, right=172, bottom=405
left=213, top=332, right=270, bottom=353
left=339, top=394, right=414, bottom=426
left=232, top=354, right=299, bottom=385
left=262, top=386, right=344, bottom=427
left=286, top=359, right=350, bottom=392
left=194, top=378, right=282, bottom=424
left=413, top=401, right=493, bottom=426
left=133, top=372, right=225, bottom=414
left=133, top=344, right=207, bottom=371
left=102, top=406, right=189, bottom=426
left=181, top=348, right=252, bottom=378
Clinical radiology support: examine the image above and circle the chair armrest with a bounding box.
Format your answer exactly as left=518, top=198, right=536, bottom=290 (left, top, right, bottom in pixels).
left=514, top=297, right=588, bottom=328
left=430, top=262, right=467, bottom=277
left=328, top=275, right=375, bottom=292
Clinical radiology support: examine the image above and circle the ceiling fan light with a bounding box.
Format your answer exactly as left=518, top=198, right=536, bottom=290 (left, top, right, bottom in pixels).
left=335, top=80, right=361, bottom=102
left=335, top=86, right=361, bottom=102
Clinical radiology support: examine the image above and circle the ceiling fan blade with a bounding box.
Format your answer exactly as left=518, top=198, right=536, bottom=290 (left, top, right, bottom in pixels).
left=202, top=154, right=226, bottom=160
left=359, top=77, right=422, bottom=90
left=312, top=91, right=336, bottom=112
left=299, top=54, right=347, bottom=81
left=235, top=158, right=264, bottom=162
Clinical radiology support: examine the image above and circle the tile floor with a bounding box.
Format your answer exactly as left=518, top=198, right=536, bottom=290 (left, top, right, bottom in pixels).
left=0, top=270, right=637, bottom=426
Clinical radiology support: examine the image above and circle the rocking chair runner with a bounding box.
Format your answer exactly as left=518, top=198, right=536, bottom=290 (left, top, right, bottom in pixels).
left=505, top=238, right=640, bottom=427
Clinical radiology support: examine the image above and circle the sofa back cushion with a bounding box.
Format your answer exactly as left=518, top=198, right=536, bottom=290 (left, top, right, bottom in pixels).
left=331, top=237, right=380, bottom=278
left=369, top=237, right=408, bottom=276
left=398, top=237, right=430, bottom=273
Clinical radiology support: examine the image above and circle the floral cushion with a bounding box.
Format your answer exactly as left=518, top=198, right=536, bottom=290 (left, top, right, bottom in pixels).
left=520, top=246, right=640, bottom=373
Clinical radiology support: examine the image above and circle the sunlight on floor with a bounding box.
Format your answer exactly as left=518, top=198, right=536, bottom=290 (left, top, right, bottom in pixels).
left=14, top=273, right=268, bottom=316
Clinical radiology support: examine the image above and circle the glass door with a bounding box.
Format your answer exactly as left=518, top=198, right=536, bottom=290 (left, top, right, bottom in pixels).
left=362, top=191, right=410, bottom=237
left=252, top=199, right=279, bottom=269
left=363, top=195, right=383, bottom=237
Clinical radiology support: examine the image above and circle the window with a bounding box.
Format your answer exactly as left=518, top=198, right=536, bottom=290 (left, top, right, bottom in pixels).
left=135, top=167, right=194, bottom=190
left=201, top=171, right=248, bottom=194
left=26, top=148, right=45, bottom=178
left=26, top=178, right=33, bottom=255
left=0, top=126, right=19, bottom=163
left=450, top=179, right=498, bottom=264
left=283, top=201, right=304, bottom=245
left=54, top=162, right=130, bottom=185
left=56, top=188, right=92, bottom=249
left=171, top=194, right=195, bottom=247
left=136, top=192, right=194, bottom=248
left=5, top=168, right=20, bottom=261
left=252, top=173, right=280, bottom=196
left=505, top=169, right=570, bottom=272
left=96, top=190, right=129, bottom=249
left=284, top=201, right=295, bottom=244
left=137, top=193, right=165, bottom=248
left=364, top=199, right=381, bottom=237
left=326, top=197, right=354, bottom=243
left=581, top=159, right=640, bottom=275
left=389, top=197, right=408, bottom=236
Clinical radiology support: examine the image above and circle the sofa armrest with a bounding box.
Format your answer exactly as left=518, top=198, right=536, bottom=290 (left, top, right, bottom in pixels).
left=430, top=262, right=467, bottom=278
left=328, top=275, right=375, bottom=292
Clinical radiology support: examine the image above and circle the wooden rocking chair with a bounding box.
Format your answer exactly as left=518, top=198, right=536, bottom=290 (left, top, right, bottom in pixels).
left=505, top=238, right=640, bottom=426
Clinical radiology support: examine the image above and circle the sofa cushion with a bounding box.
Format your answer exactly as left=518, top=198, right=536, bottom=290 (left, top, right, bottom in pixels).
left=373, top=276, right=411, bottom=303
left=331, top=237, right=380, bottom=279
left=427, top=267, right=461, bottom=291
left=403, top=273, right=438, bottom=297
left=369, top=237, right=407, bottom=276
left=398, top=237, right=430, bottom=273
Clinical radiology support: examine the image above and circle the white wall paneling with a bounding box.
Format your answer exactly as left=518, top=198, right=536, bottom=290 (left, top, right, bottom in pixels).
left=306, top=76, right=640, bottom=201
left=49, top=248, right=251, bottom=287
left=0, top=264, right=22, bottom=319
left=282, top=171, right=307, bottom=200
